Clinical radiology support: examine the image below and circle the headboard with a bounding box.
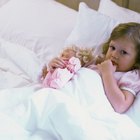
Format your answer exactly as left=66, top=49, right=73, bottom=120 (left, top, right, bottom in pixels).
left=56, top=0, right=140, bottom=13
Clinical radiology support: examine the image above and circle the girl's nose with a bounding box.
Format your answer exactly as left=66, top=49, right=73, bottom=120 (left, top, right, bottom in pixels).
left=112, top=51, right=119, bottom=60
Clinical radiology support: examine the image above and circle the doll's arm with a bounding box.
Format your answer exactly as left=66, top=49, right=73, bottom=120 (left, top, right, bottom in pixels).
left=41, top=65, right=48, bottom=79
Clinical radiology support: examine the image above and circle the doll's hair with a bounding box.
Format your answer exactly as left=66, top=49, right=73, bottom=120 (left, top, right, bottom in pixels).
left=102, top=22, right=140, bottom=69
left=61, top=45, right=79, bottom=57
left=61, top=45, right=94, bottom=66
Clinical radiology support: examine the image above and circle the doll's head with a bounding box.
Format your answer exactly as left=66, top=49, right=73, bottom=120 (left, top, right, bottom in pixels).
left=60, top=45, right=78, bottom=59
left=61, top=45, right=94, bottom=66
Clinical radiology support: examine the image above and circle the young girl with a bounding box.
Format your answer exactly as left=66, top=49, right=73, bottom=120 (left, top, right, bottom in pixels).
left=45, top=22, right=140, bottom=113
left=41, top=45, right=94, bottom=89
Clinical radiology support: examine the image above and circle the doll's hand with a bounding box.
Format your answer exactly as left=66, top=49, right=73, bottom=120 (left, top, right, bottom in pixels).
left=41, top=65, right=48, bottom=79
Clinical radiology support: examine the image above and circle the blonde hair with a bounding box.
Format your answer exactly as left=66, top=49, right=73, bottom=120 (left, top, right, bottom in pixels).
left=61, top=45, right=94, bottom=66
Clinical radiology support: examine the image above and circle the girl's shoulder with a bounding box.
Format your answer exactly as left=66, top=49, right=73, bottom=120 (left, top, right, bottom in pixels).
left=123, top=69, right=140, bottom=80
left=116, top=69, right=140, bottom=95
left=115, top=69, right=140, bottom=80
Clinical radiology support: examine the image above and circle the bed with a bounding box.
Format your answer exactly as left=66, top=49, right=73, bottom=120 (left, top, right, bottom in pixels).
left=0, top=0, right=140, bottom=139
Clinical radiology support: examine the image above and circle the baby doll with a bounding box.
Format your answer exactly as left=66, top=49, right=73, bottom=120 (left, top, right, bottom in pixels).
left=42, top=45, right=94, bottom=89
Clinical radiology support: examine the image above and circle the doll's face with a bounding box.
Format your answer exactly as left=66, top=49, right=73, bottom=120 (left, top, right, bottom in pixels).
left=61, top=49, right=76, bottom=59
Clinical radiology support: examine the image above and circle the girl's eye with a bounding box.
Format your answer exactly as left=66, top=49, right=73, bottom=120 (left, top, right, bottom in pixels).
left=110, top=46, right=115, bottom=50
left=61, top=54, right=65, bottom=57
left=120, top=50, right=127, bottom=55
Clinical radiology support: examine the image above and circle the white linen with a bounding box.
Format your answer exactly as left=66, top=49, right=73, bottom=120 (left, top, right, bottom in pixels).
left=0, top=0, right=9, bottom=7
left=0, top=39, right=42, bottom=87
left=0, top=0, right=77, bottom=63
left=0, top=112, right=29, bottom=140
left=16, top=68, right=140, bottom=140
left=1, top=68, right=139, bottom=140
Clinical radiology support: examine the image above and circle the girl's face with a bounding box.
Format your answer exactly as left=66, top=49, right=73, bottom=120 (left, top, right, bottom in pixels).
left=105, top=37, right=137, bottom=72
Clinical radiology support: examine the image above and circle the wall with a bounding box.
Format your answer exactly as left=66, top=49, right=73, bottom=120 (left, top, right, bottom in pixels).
left=56, top=0, right=140, bottom=13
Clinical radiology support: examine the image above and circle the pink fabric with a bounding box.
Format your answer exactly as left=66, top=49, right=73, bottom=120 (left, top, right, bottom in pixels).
left=88, top=64, right=140, bottom=96
left=115, top=71, right=140, bottom=96
left=43, top=57, right=81, bottom=89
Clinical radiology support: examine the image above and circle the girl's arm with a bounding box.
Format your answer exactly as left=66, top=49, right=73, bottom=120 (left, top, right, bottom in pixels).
left=48, top=57, right=68, bottom=71
left=97, top=60, right=135, bottom=113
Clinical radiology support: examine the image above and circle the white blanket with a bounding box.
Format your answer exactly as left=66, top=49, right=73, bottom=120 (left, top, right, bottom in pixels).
left=28, top=68, right=140, bottom=140
left=0, top=39, right=140, bottom=140
left=0, top=38, right=42, bottom=88
left=2, top=68, right=139, bottom=140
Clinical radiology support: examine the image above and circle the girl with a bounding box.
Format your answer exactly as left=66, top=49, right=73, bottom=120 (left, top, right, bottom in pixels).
left=42, top=22, right=140, bottom=113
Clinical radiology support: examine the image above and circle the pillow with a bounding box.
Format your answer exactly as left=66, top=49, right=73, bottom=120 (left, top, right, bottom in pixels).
left=65, top=2, right=119, bottom=55
left=0, top=0, right=77, bottom=61
left=0, top=38, right=41, bottom=82
left=98, top=0, right=140, bottom=23
left=0, top=0, right=9, bottom=7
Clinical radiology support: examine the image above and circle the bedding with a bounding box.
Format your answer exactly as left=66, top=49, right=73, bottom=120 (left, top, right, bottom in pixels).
left=0, top=0, right=9, bottom=7
left=3, top=68, right=140, bottom=140
left=0, top=0, right=77, bottom=63
left=98, top=0, right=140, bottom=23
left=0, top=0, right=140, bottom=139
left=65, top=2, right=119, bottom=55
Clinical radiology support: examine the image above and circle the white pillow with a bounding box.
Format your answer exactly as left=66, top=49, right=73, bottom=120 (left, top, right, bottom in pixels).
left=0, top=0, right=9, bottom=7
left=0, top=0, right=77, bottom=40
left=65, top=2, right=119, bottom=55
left=0, top=38, right=41, bottom=82
left=98, top=0, right=140, bottom=23
left=0, top=0, right=77, bottom=61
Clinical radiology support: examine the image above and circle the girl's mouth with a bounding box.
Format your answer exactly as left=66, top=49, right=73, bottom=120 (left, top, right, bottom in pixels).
left=111, top=60, right=117, bottom=66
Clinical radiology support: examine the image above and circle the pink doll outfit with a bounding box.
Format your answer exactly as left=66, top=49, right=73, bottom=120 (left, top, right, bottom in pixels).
left=43, top=57, right=81, bottom=89
left=88, top=64, right=140, bottom=96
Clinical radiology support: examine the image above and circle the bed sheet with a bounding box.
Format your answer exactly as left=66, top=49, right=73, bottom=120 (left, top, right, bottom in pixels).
left=1, top=68, right=140, bottom=140
left=0, top=38, right=42, bottom=139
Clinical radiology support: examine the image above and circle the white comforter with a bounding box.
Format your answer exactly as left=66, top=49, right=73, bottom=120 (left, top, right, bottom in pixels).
left=0, top=39, right=140, bottom=140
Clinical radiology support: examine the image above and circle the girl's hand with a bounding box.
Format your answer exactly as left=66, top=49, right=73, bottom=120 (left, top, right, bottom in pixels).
left=97, top=59, right=116, bottom=75
left=48, top=57, right=67, bottom=71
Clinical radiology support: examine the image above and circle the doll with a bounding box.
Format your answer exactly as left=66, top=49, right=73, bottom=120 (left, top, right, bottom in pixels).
left=42, top=45, right=94, bottom=89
